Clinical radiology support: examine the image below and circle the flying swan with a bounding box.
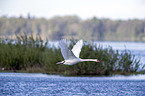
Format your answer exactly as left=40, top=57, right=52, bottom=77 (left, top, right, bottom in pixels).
left=57, top=40, right=100, bottom=65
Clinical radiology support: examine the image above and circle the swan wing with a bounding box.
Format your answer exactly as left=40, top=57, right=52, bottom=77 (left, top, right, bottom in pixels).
left=72, top=40, right=83, bottom=58
left=60, top=40, right=77, bottom=60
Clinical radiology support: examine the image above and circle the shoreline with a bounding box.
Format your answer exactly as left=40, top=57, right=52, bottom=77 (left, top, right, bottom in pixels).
left=1, top=70, right=145, bottom=77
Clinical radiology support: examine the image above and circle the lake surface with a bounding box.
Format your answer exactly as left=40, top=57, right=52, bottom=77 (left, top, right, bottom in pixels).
left=0, top=73, right=145, bottom=96
left=1, top=41, right=144, bottom=95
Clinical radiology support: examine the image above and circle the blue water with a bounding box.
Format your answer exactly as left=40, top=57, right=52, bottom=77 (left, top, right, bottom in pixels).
left=0, top=73, right=145, bottom=96
left=0, top=42, right=145, bottom=95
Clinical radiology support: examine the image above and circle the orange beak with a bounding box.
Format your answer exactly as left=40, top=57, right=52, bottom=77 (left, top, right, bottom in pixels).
left=97, top=60, right=100, bottom=62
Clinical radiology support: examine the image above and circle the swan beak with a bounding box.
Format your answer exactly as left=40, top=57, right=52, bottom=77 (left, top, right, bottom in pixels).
left=97, top=60, right=100, bottom=62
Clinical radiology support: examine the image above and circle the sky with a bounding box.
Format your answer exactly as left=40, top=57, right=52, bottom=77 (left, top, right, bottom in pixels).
left=0, top=0, right=145, bottom=20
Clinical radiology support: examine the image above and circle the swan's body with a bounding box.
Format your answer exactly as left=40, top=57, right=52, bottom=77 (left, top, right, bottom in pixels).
left=57, top=40, right=100, bottom=65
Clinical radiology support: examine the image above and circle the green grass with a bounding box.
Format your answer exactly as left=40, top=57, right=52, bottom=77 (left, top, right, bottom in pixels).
left=0, top=34, right=144, bottom=76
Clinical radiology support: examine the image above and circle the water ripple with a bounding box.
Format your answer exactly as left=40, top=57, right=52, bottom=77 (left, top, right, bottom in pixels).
left=0, top=73, right=145, bottom=95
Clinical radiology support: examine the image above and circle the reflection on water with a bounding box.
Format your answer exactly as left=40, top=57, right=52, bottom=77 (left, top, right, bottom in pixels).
left=1, top=73, right=145, bottom=80
left=0, top=73, right=145, bottom=95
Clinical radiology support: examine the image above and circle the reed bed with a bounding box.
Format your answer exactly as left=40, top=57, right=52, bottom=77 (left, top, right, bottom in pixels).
left=0, top=34, right=144, bottom=75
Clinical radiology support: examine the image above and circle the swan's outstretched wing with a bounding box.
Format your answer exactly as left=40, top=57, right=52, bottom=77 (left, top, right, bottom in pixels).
left=60, top=40, right=77, bottom=60
left=72, top=40, right=83, bottom=58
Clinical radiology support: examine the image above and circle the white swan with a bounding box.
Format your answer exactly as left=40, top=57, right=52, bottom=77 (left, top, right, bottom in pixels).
left=57, top=40, right=100, bottom=65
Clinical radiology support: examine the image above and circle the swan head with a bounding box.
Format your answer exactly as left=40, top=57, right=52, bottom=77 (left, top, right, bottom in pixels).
left=97, top=59, right=100, bottom=62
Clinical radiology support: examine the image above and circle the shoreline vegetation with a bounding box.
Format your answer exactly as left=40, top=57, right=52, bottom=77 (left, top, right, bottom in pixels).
left=0, top=16, right=145, bottom=41
left=0, top=34, right=145, bottom=76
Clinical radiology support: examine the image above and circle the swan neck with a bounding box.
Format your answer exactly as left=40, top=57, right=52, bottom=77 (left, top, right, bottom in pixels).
left=81, top=59, right=97, bottom=62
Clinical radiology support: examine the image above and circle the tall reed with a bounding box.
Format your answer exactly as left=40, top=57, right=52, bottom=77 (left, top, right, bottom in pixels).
left=0, top=34, right=144, bottom=75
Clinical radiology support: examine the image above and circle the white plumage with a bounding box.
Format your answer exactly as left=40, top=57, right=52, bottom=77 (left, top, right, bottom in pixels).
left=57, top=40, right=100, bottom=65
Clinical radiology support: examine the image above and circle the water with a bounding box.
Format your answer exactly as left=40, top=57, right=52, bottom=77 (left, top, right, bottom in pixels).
left=0, top=73, right=145, bottom=96
left=0, top=41, right=145, bottom=95
left=94, top=42, right=145, bottom=65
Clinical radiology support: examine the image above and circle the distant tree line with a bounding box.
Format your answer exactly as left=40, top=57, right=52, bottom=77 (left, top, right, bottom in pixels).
left=0, top=16, right=145, bottom=41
